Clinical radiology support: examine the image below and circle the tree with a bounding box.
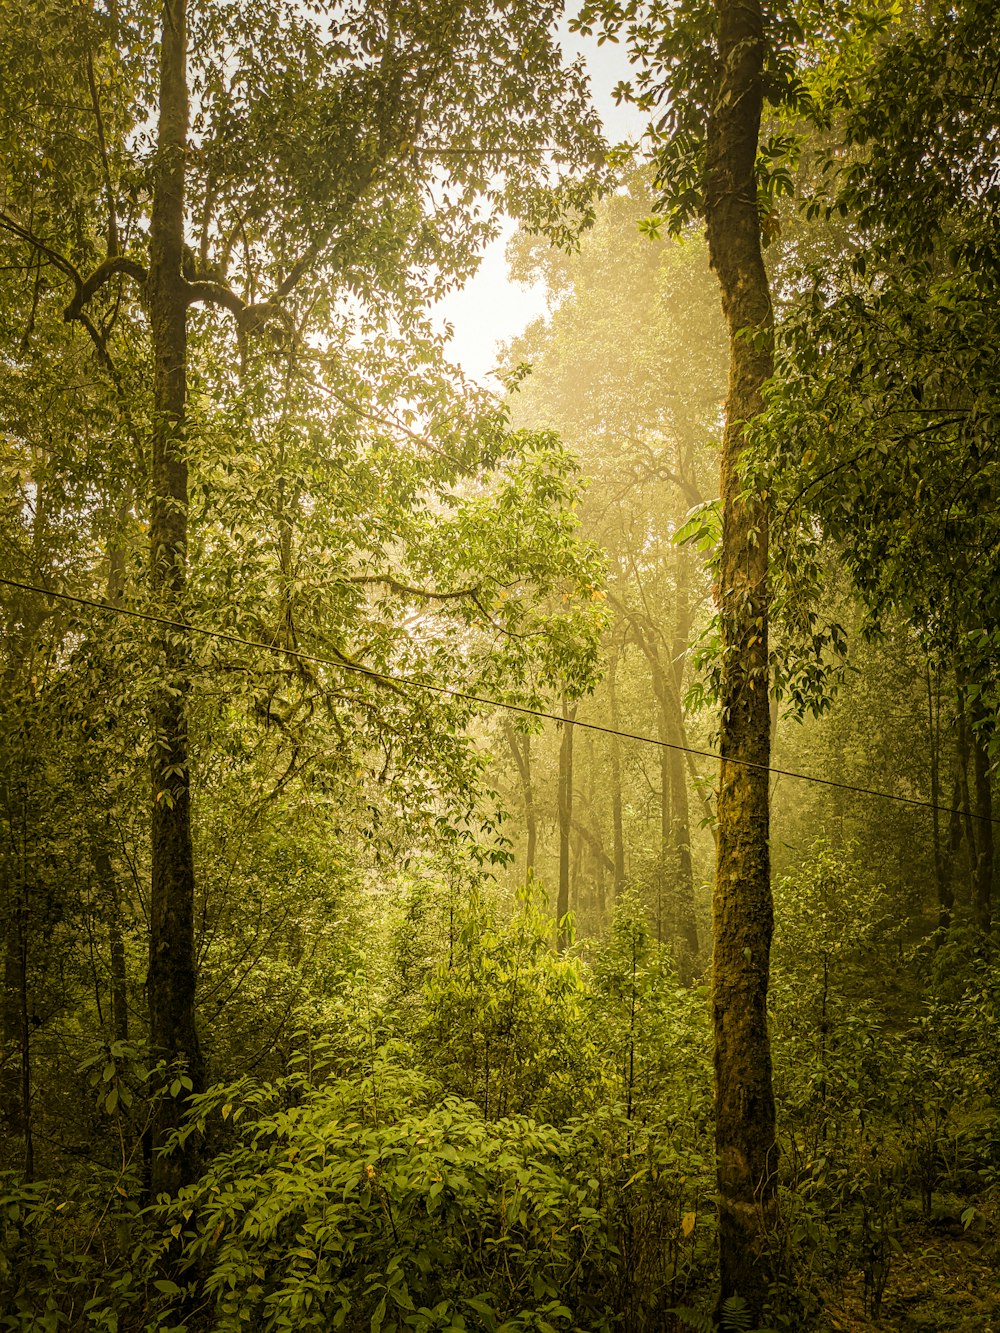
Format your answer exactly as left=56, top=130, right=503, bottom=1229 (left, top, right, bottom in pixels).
left=758, top=0, right=1000, bottom=942
left=695, top=2, right=778, bottom=1306
left=1, top=0, right=608, bottom=1191
left=557, top=693, right=576, bottom=949
left=569, top=0, right=794, bottom=1305
left=507, top=173, right=726, bottom=961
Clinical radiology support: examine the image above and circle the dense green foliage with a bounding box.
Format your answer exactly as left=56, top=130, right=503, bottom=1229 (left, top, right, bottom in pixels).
left=2, top=0, right=999, bottom=1329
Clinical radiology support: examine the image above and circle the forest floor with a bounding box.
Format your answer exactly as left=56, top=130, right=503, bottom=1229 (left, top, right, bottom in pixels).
left=820, top=1205, right=1000, bottom=1332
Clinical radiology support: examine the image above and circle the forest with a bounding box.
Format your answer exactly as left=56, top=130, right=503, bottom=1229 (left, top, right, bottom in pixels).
left=0, top=0, right=998, bottom=1329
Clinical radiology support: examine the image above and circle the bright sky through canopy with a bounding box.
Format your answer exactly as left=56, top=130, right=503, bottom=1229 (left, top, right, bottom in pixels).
left=436, top=31, right=645, bottom=383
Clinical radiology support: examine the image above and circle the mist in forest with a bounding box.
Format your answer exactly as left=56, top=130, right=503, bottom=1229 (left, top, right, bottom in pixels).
left=1, top=1, right=997, bottom=1330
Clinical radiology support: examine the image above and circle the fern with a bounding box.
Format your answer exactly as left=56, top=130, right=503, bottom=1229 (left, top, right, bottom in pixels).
left=670, top=1297, right=776, bottom=1333
left=720, top=1296, right=752, bottom=1331
left=670, top=1307, right=715, bottom=1333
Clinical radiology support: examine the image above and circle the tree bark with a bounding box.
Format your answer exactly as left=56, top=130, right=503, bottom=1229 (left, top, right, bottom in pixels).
left=705, top=0, right=778, bottom=1315
left=147, top=0, right=202, bottom=1196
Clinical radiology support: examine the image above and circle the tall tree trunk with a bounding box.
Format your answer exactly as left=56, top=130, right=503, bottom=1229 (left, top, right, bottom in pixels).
left=928, top=666, right=951, bottom=941
left=98, top=543, right=130, bottom=1046
left=0, top=605, right=43, bottom=1164
left=0, top=827, right=20, bottom=1134
left=957, top=690, right=977, bottom=883
left=503, top=721, right=537, bottom=881
left=557, top=696, right=575, bottom=949
left=147, top=0, right=202, bottom=1196
left=927, top=668, right=963, bottom=942
left=670, top=548, right=698, bottom=966
left=93, top=840, right=129, bottom=1044
left=970, top=709, right=993, bottom=937
left=937, top=774, right=963, bottom=943
left=669, top=744, right=698, bottom=967
left=608, top=650, right=627, bottom=894
left=626, top=609, right=699, bottom=959
left=658, top=710, right=670, bottom=946
left=705, top=0, right=778, bottom=1315
left=0, top=803, right=32, bottom=1178
left=958, top=683, right=993, bottom=938
left=0, top=868, right=26, bottom=1143
left=666, top=568, right=699, bottom=963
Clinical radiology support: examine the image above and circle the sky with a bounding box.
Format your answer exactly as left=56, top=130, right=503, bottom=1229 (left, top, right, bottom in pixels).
left=435, top=32, right=645, bottom=385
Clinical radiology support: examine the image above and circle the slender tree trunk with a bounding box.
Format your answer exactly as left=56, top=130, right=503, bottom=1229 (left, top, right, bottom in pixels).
left=523, top=741, right=537, bottom=879
left=608, top=650, right=626, bottom=894
left=571, top=823, right=585, bottom=909
left=147, top=0, right=202, bottom=1196
left=970, top=708, right=993, bottom=937
left=939, top=775, right=963, bottom=942
left=628, top=610, right=699, bottom=959
left=102, top=541, right=130, bottom=1045
left=0, top=808, right=32, bottom=1178
left=582, top=734, right=597, bottom=913
left=0, top=852, right=21, bottom=1134
left=0, top=529, right=52, bottom=1177
left=0, top=882, right=28, bottom=1166
left=503, top=721, right=537, bottom=880
left=928, top=666, right=951, bottom=941
left=927, top=669, right=964, bottom=942
left=595, top=843, right=607, bottom=916
left=93, top=840, right=129, bottom=1044
left=670, top=745, right=698, bottom=968
left=705, top=0, right=778, bottom=1315
left=658, top=710, right=670, bottom=946
left=670, top=548, right=698, bottom=966
left=17, top=897, right=31, bottom=1181
left=957, top=690, right=977, bottom=889
left=557, top=696, right=575, bottom=949
left=0, top=620, right=32, bottom=1140
left=655, top=666, right=698, bottom=961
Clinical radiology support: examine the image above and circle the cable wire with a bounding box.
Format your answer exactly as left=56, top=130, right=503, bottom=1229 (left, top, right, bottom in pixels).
left=2, top=572, right=997, bottom=826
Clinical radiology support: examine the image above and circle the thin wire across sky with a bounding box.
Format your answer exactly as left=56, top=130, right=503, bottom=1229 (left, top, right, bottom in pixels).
left=3, top=574, right=995, bottom=827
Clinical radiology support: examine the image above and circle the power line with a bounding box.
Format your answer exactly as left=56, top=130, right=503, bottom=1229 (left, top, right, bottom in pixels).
left=2, top=572, right=997, bottom=827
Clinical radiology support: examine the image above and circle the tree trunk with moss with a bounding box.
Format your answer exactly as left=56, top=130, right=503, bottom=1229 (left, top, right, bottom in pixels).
left=705, top=0, right=778, bottom=1315
left=147, top=0, right=203, bottom=1196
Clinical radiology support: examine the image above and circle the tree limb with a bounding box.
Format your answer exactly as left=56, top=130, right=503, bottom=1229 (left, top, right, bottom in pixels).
left=0, top=210, right=82, bottom=288
left=342, top=573, right=481, bottom=601
left=64, top=255, right=147, bottom=321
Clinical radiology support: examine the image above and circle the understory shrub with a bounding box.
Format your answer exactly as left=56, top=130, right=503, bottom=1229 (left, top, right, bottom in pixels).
left=146, top=1057, right=618, bottom=1333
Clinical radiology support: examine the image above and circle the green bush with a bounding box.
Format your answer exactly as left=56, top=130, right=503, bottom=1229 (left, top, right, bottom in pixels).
left=418, top=887, right=597, bottom=1124
left=146, top=1056, right=618, bottom=1333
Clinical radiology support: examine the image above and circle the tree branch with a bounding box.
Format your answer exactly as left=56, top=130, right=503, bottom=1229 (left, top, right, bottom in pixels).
left=342, top=573, right=482, bottom=602
left=0, top=210, right=82, bottom=289
left=183, top=278, right=246, bottom=320
left=86, top=47, right=119, bottom=257
left=64, top=255, right=147, bottom=321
